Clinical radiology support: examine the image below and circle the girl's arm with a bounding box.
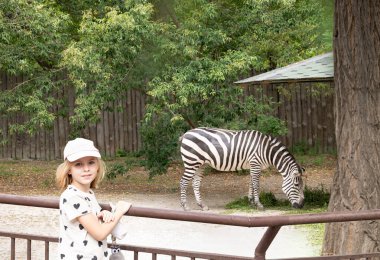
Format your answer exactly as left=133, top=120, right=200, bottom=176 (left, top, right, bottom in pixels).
left=77, top=201, right=131, bottom=241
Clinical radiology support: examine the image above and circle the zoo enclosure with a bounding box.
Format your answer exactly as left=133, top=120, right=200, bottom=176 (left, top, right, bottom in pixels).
left=0, top=194, right=379, bottom=260
left=0, top=71, right=335, bottom=160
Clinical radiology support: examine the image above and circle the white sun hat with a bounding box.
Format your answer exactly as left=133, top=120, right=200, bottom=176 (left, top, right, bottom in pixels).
left=63, top=138, right=101, bottom=162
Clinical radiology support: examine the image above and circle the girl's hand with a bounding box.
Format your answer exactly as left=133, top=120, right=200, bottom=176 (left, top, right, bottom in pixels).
left=115, top=201, right=132, bottom=215
left=97, top=210, right=115, bottom=223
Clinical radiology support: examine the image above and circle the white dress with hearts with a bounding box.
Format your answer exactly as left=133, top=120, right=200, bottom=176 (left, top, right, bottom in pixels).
left=58, top=185, right=109, bottom=260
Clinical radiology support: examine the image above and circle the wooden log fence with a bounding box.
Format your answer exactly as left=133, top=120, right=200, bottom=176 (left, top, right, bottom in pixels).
left=0, top=72, right=335, bottom=160
left=245, top=82, right=335, bottom=154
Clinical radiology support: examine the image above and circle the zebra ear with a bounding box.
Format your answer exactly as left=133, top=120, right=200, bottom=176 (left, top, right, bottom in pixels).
left=301, top=167, right=306, bottom=174
left=294, top=171, right=302, bottom=177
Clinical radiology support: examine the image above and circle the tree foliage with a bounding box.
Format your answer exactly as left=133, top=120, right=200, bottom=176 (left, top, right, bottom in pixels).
left=141, top=0, right=331, bottom=176
left=61, top=2, right=155, bottom=132
left=0, top=0, right=156, bottom=136
left=0, top=0, right=332, bottom=175
left=0, top=0, right=70, bottom=134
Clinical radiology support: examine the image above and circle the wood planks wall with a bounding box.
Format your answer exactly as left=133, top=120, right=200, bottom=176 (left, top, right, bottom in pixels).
left=0, top=73, right=335, bottom=160
left=0, top=72, right=146, bottom=160
left=244, top=82, right=335, bottom=153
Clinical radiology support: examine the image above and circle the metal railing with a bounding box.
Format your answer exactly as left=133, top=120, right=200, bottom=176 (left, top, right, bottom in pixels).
left=1, top=194, right=380, bottom=260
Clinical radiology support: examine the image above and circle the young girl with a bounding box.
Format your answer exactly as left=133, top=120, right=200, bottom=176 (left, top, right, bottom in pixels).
left=56, top=138, right=131, bottom=259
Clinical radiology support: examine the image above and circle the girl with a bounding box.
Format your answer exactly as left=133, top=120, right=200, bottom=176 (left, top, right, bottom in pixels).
left=56, top=138, right=131, bottom=259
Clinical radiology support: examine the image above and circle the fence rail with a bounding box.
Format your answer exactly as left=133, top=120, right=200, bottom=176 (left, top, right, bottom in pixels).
left=1, top=194, right=380, bottom=260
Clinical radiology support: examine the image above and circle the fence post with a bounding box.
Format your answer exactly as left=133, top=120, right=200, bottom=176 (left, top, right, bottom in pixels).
left=254, top=226, right=282, bottom=260
left=11, top=237, right=15, bottom=260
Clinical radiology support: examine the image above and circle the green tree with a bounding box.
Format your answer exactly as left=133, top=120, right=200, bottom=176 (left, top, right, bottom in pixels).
left=0, top=0, right=70, bottom=134
left=0, top=0, right=155, bottom=136
left=0, top=0, right=332, bottom=176
left=146, top=0, right=331, bottom=129
left=142, top=0, right=331, bottom=176
left=60, top=2, right=156, bottom=133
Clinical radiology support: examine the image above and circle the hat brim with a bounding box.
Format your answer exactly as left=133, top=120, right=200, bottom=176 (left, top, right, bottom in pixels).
left=66, top=151, right=101, bottom=162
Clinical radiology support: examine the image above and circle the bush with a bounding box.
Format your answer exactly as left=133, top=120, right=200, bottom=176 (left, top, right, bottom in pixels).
left=106, top=163, right=128, bottom=180
left=260, top=192, right=288, bottom=207
left=225, top=196, right=250, bottom=209
left=304, top=185, right=330, bottom=207
left=140, top=114, right=187, bottom=178
left=115, top=149, right=128, bottom=157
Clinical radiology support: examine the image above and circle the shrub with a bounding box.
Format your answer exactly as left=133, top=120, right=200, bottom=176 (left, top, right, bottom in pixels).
left=140, top=114, right=187, bottom=178
left=106, top=163, right=128, bottom=180
left=115, top=149, right=127, bottom=157
left=304, top=185, right=330, bottom=207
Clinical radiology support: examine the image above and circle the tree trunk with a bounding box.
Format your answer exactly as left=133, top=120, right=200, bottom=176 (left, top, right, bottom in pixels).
left=323, top=0, right=380, bottom=256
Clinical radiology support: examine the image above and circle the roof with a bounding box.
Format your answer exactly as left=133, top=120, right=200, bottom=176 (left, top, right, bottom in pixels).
left=235, top=52, right=333, bottom=84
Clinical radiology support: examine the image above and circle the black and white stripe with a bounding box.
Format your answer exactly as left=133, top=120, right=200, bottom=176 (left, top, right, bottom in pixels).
left=179, top=127, right=305, bottom=211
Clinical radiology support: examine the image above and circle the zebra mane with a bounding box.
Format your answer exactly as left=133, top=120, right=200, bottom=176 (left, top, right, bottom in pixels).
left=266, top=134, right=303, bottom=174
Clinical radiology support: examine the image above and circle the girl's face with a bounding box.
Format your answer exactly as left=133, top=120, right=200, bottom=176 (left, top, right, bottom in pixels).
left=69, top=156, right=99, bottom=192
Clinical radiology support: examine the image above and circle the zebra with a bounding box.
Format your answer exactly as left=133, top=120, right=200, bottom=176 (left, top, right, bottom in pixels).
left=179, top=127, right=305, bottom=211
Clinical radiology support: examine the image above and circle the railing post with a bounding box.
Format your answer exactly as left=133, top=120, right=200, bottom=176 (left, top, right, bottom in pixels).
left=27, top=239, right=31, bottom=260
left=254, top=226, right=282, bottom=260
left=45, top=241, right=50, bottom=260
left=11, top=237, right=15, bottom=260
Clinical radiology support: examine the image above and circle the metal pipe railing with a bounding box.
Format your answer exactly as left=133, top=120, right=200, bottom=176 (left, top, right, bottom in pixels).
left=1, top=193, right=380, bottom=260
left=0, top=231, right=58, bottom=260
left=2, top=193, right=380, bottom=227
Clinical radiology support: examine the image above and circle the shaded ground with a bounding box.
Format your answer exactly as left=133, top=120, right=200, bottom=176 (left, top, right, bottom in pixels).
left=0, top=155, right=335, bottom=210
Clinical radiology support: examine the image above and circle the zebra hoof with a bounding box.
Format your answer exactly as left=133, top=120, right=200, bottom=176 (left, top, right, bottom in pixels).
left=181, top=204, right=191, bottom=211
left=201, top=205, right=209, bottom=211
left=257, top=204, right=264, bottom=211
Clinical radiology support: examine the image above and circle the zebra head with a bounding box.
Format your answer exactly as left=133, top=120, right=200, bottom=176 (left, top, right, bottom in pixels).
left=282, top=165, right=305, bottom=209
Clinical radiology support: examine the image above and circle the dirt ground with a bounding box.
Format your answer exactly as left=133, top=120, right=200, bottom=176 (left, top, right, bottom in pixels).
left=0, top=156, right=335, bottom=210
left=0, top=156, right=336, bottom=260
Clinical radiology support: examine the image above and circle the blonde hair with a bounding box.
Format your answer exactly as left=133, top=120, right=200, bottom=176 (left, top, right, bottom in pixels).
left=56, top=158, right=106, bottom=191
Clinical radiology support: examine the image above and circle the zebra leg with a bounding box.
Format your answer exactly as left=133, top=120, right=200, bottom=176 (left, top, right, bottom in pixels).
left=249, top=165, right=264, bottom=210
left=192, top=166, right=209, bottom=211
left=180, top=163, right=202, bottom=211
left=248, top=180, right=253, bottom=205
left=180, top=177, right=191, bottom=211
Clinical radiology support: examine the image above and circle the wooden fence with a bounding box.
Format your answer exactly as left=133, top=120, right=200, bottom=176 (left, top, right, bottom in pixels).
left=0, top=73, right=335, bottom=160
left=0, top=72, right=146, bottom=160
left=245, top=82, right=335, bottom=154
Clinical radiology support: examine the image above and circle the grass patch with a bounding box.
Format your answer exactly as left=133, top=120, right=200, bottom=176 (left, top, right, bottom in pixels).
left=291, top=208, right=327, bottom=255
left=225, top=193, right=290, bottom=210
left=298, top=222, right=325, bottom=254
left=226, top=185, right=330, bottom=211
left=0, top=164, right=22, bottom=178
